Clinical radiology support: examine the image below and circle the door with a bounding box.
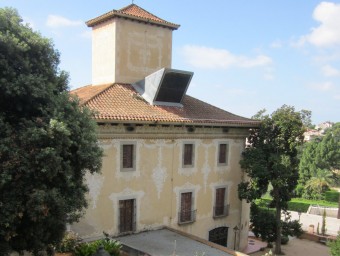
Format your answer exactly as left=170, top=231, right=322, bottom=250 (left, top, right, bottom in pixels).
left=209, top=227, right=229, bottom=247
left=180, top=192, right=192, bottom=222
left=119, top=199, right=135, bottom=233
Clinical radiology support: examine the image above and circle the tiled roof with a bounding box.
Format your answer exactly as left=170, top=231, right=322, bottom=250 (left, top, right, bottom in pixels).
left=70, top=84, right=259, bottom=127
left=86, top=4, right=180, bottom=30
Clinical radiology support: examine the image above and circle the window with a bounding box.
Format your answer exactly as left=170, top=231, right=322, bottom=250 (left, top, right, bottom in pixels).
left=121, top=143, right=136, bottom=171
left=178, top=192, right=196, bottom=224
left=214, top=187, right=229, bottom=218
left=218, top=143, right=229, bottom=165
left=119, top=199, right=136, bottom=233
left=183, top=143, right=194, bottom=167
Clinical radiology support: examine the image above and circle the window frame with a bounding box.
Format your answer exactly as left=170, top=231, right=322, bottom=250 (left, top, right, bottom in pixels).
left=182, top=143, right=195, bottom=168
left=217, top=142, right=229, bottom=166
left=120, top=142, right=136, bottom=171
left=178, top=190, right=196, bottom=224
left=213, top=186, right=229, bottom=218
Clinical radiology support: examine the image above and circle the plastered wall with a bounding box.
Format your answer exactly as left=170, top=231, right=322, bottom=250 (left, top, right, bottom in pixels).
left=91, top=18, right=173, bottom=85
left=72, top=125, right=250, bottom=251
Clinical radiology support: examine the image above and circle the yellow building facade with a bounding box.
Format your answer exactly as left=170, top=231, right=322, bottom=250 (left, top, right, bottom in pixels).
left=71, top=4, right=258, bottom=252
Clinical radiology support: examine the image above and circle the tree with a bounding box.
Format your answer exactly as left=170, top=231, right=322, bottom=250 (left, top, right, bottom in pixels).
left=238, top=105, right=305, bottom=255
left=0, top=8, right=103, bottom=255
left=304, top=169, right=333, bottom=199
left=298, top=122, right=340, bottom=198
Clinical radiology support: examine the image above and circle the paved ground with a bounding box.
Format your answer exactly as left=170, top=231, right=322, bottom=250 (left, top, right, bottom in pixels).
left=118, top=228, right=234, bottom=256
left=250, top=237, right=330, bottom=256
left=288, top=210, right=340, bottom=236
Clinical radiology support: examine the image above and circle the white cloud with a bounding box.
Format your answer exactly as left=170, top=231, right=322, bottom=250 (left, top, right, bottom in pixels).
left=309, top=81, right=333, bottom=91
left=182, top=45, right=272, bottom=69
left=46, top=15, right=82, bottom=28
left=321, top=65, right=340, bottom=77
left=299, top=2, right=340, bottom=47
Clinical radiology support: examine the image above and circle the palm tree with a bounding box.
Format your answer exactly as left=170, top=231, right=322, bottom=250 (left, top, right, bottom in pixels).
left=304, top=169, right=333, bottom=199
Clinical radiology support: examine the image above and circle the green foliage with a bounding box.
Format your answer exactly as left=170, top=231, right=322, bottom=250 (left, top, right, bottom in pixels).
left=298, top=122, right=340, bottom=197
left=0, top=8, right=103, bottom=255
left=250, top=204, right=303, bottom=244
left=256, top=197, right=337, bottom=212
left=56, top=231, right=80, bottom=253
left=325, top=190, right=340, bottom=203
left=74, top=236, right=121, bottom=256
left=329, top=233, right=340, bottom=256
left=239, top=106, right=305, bottom=254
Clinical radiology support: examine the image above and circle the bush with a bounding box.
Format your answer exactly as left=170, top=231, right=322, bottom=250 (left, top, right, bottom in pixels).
left=74, top=234, right=121, bottom=256
left=329, top=233, right=340, bottom=256
left=250, top=204, right=303, bottom=243
left=281, top=235, right=289, bottom=245
left=325, top=190, right=340, bottom=203
left=56, top=231, right=80, bottom=253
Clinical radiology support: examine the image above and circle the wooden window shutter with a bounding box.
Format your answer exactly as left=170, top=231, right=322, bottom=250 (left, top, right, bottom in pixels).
left=216, top=188, right=226, bottom=207
left=184, top=144, right=193, bottom=166
left=123, top=144, right=133, bottom=168
left=219, top=144, right=228, bottom=164
left=180, top=192, right=192, bottom=222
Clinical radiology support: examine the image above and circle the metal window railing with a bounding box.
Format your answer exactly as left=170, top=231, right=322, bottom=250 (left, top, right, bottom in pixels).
left=178, top=209, right=197, bottom=224
left=213, top=204, right=230, bottom=218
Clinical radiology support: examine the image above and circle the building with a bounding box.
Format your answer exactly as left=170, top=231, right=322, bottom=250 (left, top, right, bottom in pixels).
left=71, top=4, right=259, bottom=252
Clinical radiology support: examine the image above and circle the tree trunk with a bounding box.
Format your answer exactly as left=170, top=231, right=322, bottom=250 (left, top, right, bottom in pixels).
left=337, top=193, right=340, bottom=219
left=274, top=199, right=282, bottom=255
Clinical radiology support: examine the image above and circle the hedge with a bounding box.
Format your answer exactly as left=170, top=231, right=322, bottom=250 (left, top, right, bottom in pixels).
left=255, top=198, right=337, bottom=213
left=325, top=190, right=340, bottom=203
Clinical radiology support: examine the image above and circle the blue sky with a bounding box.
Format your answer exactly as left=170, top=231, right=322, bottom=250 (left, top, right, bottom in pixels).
left=1, top=0, right=340, bottom=124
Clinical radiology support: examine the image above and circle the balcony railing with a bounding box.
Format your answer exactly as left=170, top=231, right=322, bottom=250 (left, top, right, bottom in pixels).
left=178, top=209, right=197, bottom=224
left=213, top=204, right=230, bottom=218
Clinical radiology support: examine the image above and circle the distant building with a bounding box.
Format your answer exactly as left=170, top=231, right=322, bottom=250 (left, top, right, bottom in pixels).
left=304, top=122, right=334, bottom=141
left=71, top=4, right=258, bottom=252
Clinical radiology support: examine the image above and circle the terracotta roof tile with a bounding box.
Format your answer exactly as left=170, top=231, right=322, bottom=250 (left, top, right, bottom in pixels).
left=71, top=84, right=259, bottom=127
left=86, top=4, right=180, bottom=30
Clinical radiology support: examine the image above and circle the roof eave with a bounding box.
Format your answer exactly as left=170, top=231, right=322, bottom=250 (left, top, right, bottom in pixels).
left=94, top=118, right=260, bottom=128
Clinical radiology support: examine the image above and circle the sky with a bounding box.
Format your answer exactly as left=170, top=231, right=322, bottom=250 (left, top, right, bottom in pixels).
left=1, top=0, right=340, bottom=124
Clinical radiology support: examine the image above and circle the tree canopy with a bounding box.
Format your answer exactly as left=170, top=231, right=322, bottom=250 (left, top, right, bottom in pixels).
left=0, top=8, right=102, bottom=255
left=238, top=105, right=305, bottom=254
left=298, top=122, right=340, bottom=198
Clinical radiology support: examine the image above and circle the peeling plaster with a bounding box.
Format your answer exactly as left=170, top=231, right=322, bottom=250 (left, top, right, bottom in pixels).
left=146, top=140, right=171, bottom=199
left=201, top=144, right=212, bottom=193
left=85, top=172, right=104, bottom=209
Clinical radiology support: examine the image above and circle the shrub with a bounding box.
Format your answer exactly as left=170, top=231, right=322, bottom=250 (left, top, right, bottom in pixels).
left=250, top=204, right=302, bottom=243
left=74, top=234, right=121, bottom=256
left=56, top=231, right=80, bottom=253
left=281, top=235, right=289, bottom=245
left=329, top=233, right=340, bottom=256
